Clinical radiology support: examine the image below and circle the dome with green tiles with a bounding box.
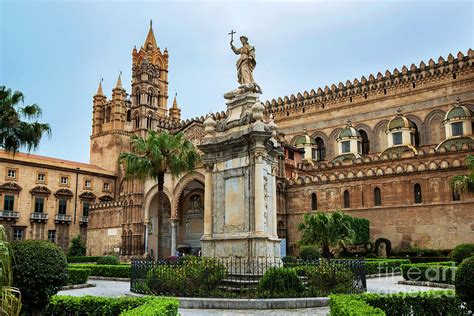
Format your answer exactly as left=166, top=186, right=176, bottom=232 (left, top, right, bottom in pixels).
left=294, top=134, right=315, bottom=146
left=387, top=114, right=415, bottom=131
left=445, top=105, right=473, bottom=121
left=336, top=122, right=360, bottom=140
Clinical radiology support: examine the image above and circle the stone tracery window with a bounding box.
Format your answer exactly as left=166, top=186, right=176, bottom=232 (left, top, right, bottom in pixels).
left=359, top=130, right=370, bottom=154
left=374, top=187, right=382, bottom=206
left=315, top=137, right=326, bottom=161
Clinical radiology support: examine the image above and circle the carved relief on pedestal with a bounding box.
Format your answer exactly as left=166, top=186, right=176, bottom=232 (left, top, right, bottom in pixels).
left=263, top=176, right=268, bottom=228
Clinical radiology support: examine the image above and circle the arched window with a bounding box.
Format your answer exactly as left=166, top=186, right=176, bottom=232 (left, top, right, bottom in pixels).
left=359, top=130, right=370, bottom=154
left=136, top=92, right=141, bottom=105
left=412, top=123, right=420, bottom=147
left=414, top=183, right=422, bottom=204
left=134, top=114, right=140, bottom=129
left=311, top=193, right=317, bottom=210
left=104, top=106, right=111, bottom=123
left=126, top=109, right=131, bottom=122
left=374, top=187, right=382, bottom=206
left=146, top=114, right=153, bottom=129
left=343, top=190, right=350, bottom=208
left=277, top=221, right=287, bottom=239
left=315, top=137, right=326, bottom=161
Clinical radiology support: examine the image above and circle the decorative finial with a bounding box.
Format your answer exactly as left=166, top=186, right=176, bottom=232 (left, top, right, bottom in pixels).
left=150, top=19, right=152, bottom=28
left=455, top=96, right=461, bottom=105
left=346, top=120, right=352, bottom=127
left=396, top=108, right=402, bottom=116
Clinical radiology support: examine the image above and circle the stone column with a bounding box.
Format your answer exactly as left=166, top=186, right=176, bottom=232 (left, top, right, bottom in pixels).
left=170, top=219, right=178, bottom=256
left=203, top=163, right=213, bottom=237
left=254, top=152, right=265, bottom=234
left=144, top=221, right=149, bottom=256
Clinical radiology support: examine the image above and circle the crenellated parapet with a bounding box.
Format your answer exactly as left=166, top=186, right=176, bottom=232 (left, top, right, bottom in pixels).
left=264, top=49, right=474, bottom=116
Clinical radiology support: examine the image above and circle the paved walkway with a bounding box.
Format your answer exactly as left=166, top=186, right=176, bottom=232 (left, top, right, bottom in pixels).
left=57, top=276, right=445, bottom=315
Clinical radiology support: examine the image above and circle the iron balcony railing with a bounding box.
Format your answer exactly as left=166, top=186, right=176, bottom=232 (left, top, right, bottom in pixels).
left=79, top=216, right=89, bottom=223
left=55, top=214, right=72, bottom=222
left=0, top=210, right=20, bottom=219
left=30, top=212, right=48, bottom=220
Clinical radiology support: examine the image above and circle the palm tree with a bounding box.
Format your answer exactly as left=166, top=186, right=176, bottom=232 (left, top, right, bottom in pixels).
left=451, top=155, right=474, bottom=194
left=0, top=86, right=51, bottom=153
left=0, top=225, right=22, bottom=315
left=298, top=211, right=354, bottom=259
left=118, top=130, right=201, bottom=257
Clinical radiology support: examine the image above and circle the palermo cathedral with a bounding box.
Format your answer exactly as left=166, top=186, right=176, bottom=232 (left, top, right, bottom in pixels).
left=1, top=22, right=473, bottom=259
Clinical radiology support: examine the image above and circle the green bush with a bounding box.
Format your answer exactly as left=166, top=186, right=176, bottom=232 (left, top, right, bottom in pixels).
left=455, top=256, right=474, bottom=311
left=68, top=268, right=91, bottom=285
left=401, top=263, right=457, bottom=284
left=305, top=261, right=356, bottom=296
left=69, top=264, right=131, bottom=278
left=145, top=257, right=227, bottom=296
left=67, top=256, right=102, bottom=263
left=120, top=297, right=179, bottom=316
left=330, top=294, right=385, bottom=315
left=299, top=245, right=321, bottom=261
left=365, top=253, right=378, bottom=259
left=12, top=240, right=68, bottom=313
left=257, top=267, right=304, bottom=297
left=365, top=259, right=410, bottom=275
left=67, top=235, right=86, bottom=257
left=97, top=255, right=119, bottom=265
left=45, top=295, right=179, bottom=316
left=451, top=243, right=474, bottom=264
left=351, top=217, right=370, bottom=245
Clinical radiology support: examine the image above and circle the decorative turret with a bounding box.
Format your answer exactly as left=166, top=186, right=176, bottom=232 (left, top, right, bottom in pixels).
left=381, top=110, right=418, bottom=156
left=92, top=80, right=107, bottom=135
left=294, top=129, right=316, bottom=162
left=111, top=73, right=127, bottom=130
left=437, top=97, right=474, bottom=150
left=169, top=93, right=181, bottom=122
left=332, top=121, right=362, bottom=162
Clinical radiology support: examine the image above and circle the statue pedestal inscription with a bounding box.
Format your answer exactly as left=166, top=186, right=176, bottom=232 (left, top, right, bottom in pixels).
left=199, top=90, right=282, bottom=260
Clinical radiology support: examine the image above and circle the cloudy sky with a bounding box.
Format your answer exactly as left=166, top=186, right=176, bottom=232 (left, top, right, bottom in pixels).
left=1, top=0, right=473, bottom=163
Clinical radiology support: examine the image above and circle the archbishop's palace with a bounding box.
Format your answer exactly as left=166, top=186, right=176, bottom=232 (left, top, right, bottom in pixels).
left=1, top=23, right=473, bottom=258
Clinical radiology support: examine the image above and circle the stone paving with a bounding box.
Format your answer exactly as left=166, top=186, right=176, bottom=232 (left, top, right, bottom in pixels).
left=57, top=276, right=446, bottom=315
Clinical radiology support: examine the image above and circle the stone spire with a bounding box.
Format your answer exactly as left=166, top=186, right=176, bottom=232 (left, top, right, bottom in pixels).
left=143, top=19, right=157, bottom=50
left=96, top=80, right=104, bottom=96
left=169, top=93, right=181, bottom=122
left=115, top=72, right=123, bottom=90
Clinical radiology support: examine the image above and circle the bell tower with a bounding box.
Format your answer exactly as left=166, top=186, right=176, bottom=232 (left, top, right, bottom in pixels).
left=131, top=20, right=169, bottom=136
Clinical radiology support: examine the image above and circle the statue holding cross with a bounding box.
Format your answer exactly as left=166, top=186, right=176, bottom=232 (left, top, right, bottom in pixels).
left=229, top=30, right=257, bottom=86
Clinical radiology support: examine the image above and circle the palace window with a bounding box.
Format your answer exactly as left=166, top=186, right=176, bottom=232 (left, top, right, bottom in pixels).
left=48, top=230, right=56, bottom=243
left=6, top=169, right=17, bottom=179
left=34, top=197, right=45, bottom=213
left=374, top=187, right=382, bottom=206
left=311, top=193, right=317, bottom=210
left=103, top=183, right=110, bottom=191
left=83, top=202, right=90, bottom=217
left=84, top=179, right=92, bottom=189
left=341, top=141, right=351, bottom=153
left=37, top=173, right=46, bottom=183
left=359, top=130, right=370, bottom=154
left=343, top=190, right=350, bottom=208
left=315, top=137, right=326, bottom=161
left=414, top=183, right=422, bottom=204
left=13, top=228, right=23, bottom=241
left=4, top=195, right=14, bottom=211
left=451, top=122, right=464, bottom=137
left=58, top=199, right=67, bottom=215
left=60, top=176, right=69, bottom=185
left=392, top=132, right=403, bottom=145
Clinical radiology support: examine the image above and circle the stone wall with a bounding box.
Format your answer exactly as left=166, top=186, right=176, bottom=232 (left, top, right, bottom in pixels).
left=87, top=203, right=123, bottom=256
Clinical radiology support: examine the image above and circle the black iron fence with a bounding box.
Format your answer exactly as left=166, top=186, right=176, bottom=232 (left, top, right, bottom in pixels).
left=131, top=257, right=366, bottom=298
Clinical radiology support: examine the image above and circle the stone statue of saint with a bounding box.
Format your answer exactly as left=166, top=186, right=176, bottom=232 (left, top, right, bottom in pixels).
left=189, top=194, right=203, bottom=213
left=230, top=35, right=256, bottom=85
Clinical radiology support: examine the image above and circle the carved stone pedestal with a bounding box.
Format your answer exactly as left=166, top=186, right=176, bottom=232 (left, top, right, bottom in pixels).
left=199, top=88, right=282, bottom=261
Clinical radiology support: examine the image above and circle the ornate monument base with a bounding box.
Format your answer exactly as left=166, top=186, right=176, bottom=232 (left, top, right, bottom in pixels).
left=199, top=87, right=282, bottom=261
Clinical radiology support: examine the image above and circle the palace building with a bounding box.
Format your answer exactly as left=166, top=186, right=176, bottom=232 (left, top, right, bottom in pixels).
left=1, top=22, right=473, bottom=257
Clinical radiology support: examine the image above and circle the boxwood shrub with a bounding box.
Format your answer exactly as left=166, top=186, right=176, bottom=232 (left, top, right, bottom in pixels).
left=329, top=294, right=384, bottom=315
left=120, top=297, right=179, bottom=315
left=257, top=267, right=304, bottom=297
left=455, top=256, right=474, bottom=311
left=401, top=263, right=457, bottom=284
left=451, top=243, right=474, bottom=264
left=69, top=264, right=131, bottom=278
left=299, top=245, right=320, bottom=261
left=67, top=256, right=102, bottom=263
left=45, top=295, right=178, bottom=316
left=97, top=255, right=119, bottom=265
left=365, top=259, right=410, bottom=275
left=68, top=268, right=91, bottom=285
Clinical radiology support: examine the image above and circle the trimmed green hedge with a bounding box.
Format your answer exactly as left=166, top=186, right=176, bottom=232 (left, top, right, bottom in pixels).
left=365, top=259, right=410, bottom=275
left=401, top=263, right=457, bottom=284
left=69, top=264, right=131, bottom=278
left=330, top=294, right=384, bottom=315
left=46, top=295, right=178, bottom=316
left=451, top=243, right=474, bottom=264
left=67, top=256, right=102, bottom=263
left=97, top=256, right=119, bottom=265
left=68, top=268, right=91, bottom=285
left=330, top=290, right=465, bottom=315
left=455, top=256, right=474, bottom=311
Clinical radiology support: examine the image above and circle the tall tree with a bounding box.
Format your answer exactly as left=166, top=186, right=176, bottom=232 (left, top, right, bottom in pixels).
left=451, top=155, right=474, bottom=194
left=0, top=225, right=22, bottom=315
left=298, top=211, right=354, bottom=259
left=0, top=86, right=51, bottom=153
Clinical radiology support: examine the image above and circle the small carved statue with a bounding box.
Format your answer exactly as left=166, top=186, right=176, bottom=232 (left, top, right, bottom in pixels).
left=230, top=34, right=256, bottom=85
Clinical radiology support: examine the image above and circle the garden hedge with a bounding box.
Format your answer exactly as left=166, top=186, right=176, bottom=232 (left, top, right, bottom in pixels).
left=67, top=256, right=102, bottom=263
left=451, top=243, right=474, bottom=264
left=455, top=256, right=474, bottom=311
left=400, top=263, right=457, bottom=284
left=257, top=267, right=304, bottom=297
left=46, top=295, right=178, bottom=316
left=97, top=255, right=119, bottom=265
left=365, top=259, right=410, bottom=275
left=330, top=290, right=466, bottom=315
left=69, top=264, right=131, bottom=278
left=68, top=268, right=91, bottom=285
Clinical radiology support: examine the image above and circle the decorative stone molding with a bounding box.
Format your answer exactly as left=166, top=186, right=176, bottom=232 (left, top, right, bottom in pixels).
left=30, top=186, right=51, bottom=195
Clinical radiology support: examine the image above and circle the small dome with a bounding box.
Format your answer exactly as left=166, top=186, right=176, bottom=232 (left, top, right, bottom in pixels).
left=445, top=105, right=472, bottom=121
left=337, top=121, right=360, bottom=140
left=294, top=134, right=315, bottom=146
left=387, top=113, right=415, bottom=130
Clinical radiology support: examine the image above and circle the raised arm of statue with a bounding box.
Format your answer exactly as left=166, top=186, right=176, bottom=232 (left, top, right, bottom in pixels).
left=230, top=42, right=241, bottom=55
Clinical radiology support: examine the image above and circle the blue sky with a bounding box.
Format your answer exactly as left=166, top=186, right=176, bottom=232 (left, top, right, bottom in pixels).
left=1, top=0, right=473, bottom=163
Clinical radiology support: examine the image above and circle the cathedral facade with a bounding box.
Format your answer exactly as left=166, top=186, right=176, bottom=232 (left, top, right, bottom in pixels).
left=2, top=23, right=472, bottom=258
